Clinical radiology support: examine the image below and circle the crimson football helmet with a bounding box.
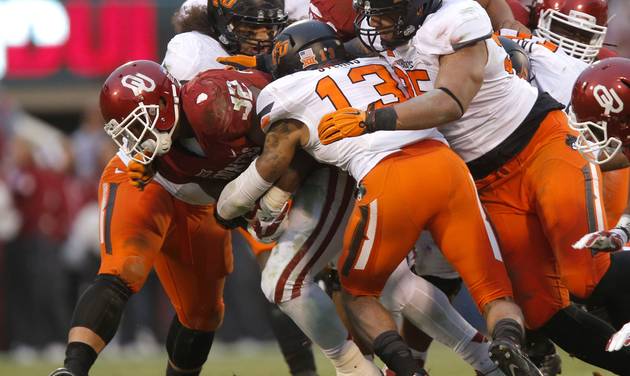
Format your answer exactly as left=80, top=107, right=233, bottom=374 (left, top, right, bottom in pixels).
left=569, top=57, right=630, bottom=164
left=100, top=60, right=181, bottom=165
left=534, top=0, right=608, bottom=63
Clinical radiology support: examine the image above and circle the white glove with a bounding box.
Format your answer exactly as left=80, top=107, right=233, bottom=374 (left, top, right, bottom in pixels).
left=607, top=322, right=630, bottom=352
left=572, top=228, right=628, bottom=252
left=247, top=186, right=292, bottom=243
left=247, top=199, right=291, bottom=243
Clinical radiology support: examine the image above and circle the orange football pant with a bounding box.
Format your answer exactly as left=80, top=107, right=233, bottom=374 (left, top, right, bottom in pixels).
left=603, top=167, right=630, bottom=226
left=97, top=156, right=233, bottom=331
left=339, top=140, right=513, bottom=311
left=475, top=110, right=611, bottom=329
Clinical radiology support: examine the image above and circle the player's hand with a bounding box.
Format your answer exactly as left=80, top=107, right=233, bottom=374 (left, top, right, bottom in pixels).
left=127, top=158, right=155, bottom=191
left=318, top=107, right=368, bottom=145
left=248, top=198, right=292, bottom=243
left=572, top=228, right=627, bottom=252
left=607, top=322, right=630, bottom=352
left=217, top=54, right=270, bottom=71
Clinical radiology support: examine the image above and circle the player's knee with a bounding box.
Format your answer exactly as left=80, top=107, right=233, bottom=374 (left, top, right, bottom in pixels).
left=70, top=274, right=133, bottom=344
left=179, top=302, right=225, bottom=332
left=166, top=315, right=215, bottom=371
left=117, top=254, right=152, bottom=292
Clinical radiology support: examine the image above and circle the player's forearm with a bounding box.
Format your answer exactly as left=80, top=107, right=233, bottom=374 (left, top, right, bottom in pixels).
left=392, top=89, right=464, bottom=131
left=216, top=159, right=273, bottom=219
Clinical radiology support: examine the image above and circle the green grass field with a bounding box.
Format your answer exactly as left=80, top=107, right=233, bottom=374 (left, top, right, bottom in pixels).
left=0, top=341, right=614, bottom=376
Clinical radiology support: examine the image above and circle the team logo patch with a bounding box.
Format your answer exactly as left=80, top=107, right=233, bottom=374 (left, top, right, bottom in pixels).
left=212, top=0, right=237, bottom=8
left=299, top=48, right=318, bottom=69
left=121, top=73, right=156, bottom=96
left=272, top=39, right=290, bottom=66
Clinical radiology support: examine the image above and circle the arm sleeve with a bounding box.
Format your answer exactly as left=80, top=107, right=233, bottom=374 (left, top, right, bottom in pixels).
left=257, top=86, right=292, bottom=133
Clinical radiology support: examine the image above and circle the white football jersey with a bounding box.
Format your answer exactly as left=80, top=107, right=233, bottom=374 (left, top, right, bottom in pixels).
left=381, top=0, right=538, bottom=162
left=257, top=57, right=446, bottom=182
left=499, top=30, right=589, bottom=107
left=162, top=31, right=229, bottom=81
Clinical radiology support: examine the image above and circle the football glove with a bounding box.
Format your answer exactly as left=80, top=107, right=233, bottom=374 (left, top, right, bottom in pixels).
left=127, top=158, right=155, bottom=191
left=318, top=107, right=368, bottom=145
left=216, top=54, right=271, bottom=72
left=247, top=198, right=292, bottom=243
left=572, top=228, right=627, bottom=252
left=607, top=322, right=630, bottom=352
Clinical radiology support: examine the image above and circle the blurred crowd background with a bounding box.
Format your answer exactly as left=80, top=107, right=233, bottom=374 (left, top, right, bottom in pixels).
left=0, top=0, right=628, bottom=363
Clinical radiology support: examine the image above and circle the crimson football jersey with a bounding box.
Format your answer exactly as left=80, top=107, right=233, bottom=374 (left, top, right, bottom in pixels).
left=309, top=0, right=356, bottom=42
left=157, top=69, right=271, bottom=184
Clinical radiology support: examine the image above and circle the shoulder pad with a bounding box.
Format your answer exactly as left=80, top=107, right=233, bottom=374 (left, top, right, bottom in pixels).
left=181, top=69, right=271, bottom=151
left=163, top=32, right=229, bottom=81
left=418, top=1, right=492, bottom=55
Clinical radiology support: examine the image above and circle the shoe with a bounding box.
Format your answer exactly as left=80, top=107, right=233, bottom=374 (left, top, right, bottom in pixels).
left=525, top=335, right=562, bottom=376
left=48, top=368, right=75, bottom=376
left=489, top=339, right=544, bottom=376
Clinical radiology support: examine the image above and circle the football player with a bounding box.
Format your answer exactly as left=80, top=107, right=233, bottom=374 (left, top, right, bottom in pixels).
left=167, top=2, right=323, bottom=376
left=506, top=0, right=614, bottom=61
left=317, top=0, right=630, bottom=374
left=568, top=57, right=630, bottom=352
left=47, top=61, right=273, bottom=376
left=216, top=20, right=542, bottom=376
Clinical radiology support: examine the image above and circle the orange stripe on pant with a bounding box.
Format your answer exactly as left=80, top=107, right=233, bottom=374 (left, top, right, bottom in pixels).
left=97, top=156, right=233, bottom=331
left=475, top=110, right=611, bottom=329
left=238, top=228, right=275, bottom=257
left=338, top=140, right=513, bottom=311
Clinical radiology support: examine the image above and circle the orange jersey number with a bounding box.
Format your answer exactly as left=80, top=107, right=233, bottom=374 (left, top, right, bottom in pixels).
left=316, top=64, right=407, bottom=110
left=393, top=67, right=431, bottom=97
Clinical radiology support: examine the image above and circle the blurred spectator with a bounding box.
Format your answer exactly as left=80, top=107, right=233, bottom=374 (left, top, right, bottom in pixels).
left=71, top=102, right=109, bottom=182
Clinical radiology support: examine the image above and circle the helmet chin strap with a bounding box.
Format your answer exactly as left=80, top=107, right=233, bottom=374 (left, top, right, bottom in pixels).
left=141, top=132, right=172, bottom=157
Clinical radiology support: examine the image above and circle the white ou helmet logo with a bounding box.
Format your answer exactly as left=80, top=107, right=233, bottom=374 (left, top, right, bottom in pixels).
left=121, top=73, right=156, bottom=96
left=593, top=84, right=624, bottom=116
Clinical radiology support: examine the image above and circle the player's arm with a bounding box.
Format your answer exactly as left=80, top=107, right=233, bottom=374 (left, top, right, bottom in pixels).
left=476, top=0, right=530, bottom=33
left=216, top=119, right=310, bottom=220
left=318, top=42, right=486, bottom=144
left=394, top=42, right=487, bottom=129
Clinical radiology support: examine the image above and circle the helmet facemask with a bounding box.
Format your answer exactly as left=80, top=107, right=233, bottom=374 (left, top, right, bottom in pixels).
left=104, top=84, right=180, bottom=165
left=211, top=2, right=288, bottom=56
left=228, top=13, right=287, bottom=55
left=568, top=108, right=622, bottom=164
left=536, top=9, right=607, bottom=63
left=354, top=1, right=415, bottom=52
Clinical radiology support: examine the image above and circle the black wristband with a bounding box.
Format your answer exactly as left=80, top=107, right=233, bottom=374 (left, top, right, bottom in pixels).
left=365, top=105, right=398, bottom=133
left=437, top=86, right=464, bottom=115
left=492, top=318, right=524, bottom=347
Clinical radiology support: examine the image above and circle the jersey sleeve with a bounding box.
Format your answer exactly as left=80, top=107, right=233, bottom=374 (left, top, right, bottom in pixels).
left=416, top=1, right=492, bottom=56
left=162, top=32, right=227, bottom=81
left=257, top=85, right=292, bottom=133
